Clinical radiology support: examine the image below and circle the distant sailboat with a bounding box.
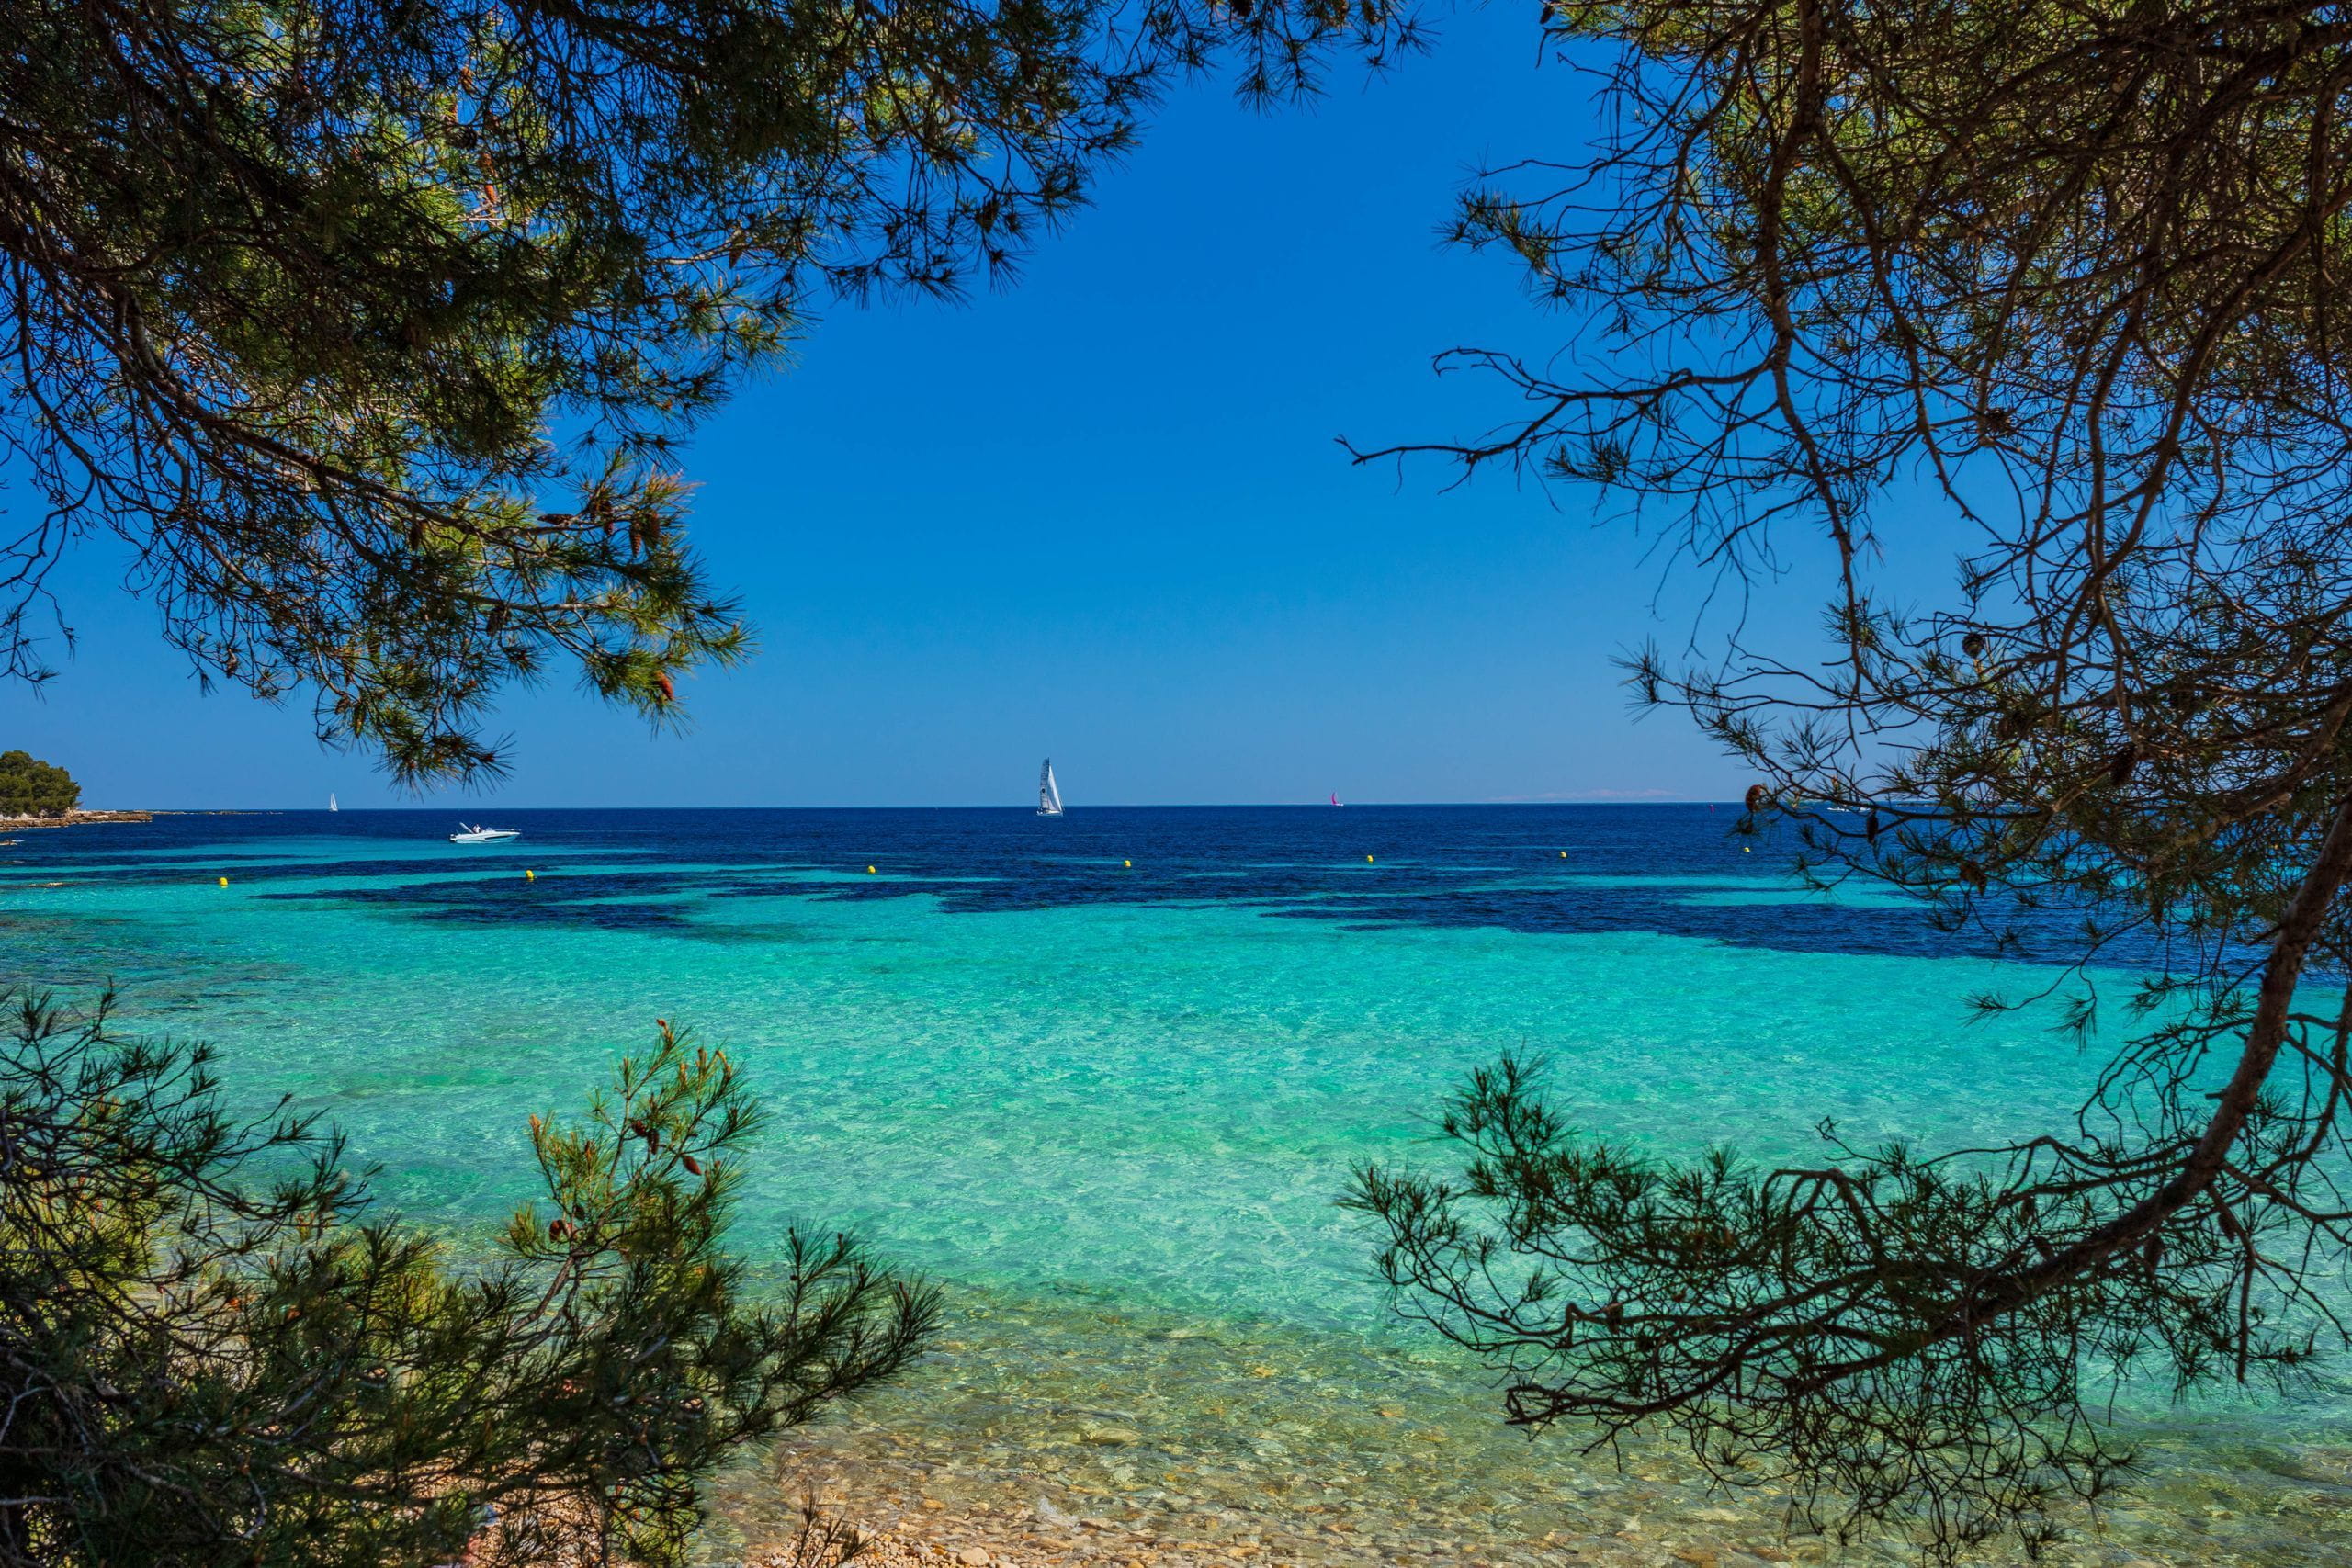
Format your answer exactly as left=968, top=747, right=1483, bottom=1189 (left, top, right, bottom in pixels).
left=1330, top=791, right=1341, bottom=807
left=1037, top=759, right=1064, bottom=818
left=329, top=792, right=338, bottom=812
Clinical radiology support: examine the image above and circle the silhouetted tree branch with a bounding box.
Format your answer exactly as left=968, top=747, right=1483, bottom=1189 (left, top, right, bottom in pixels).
left=1349, top=0, right=2352, bottom=1556
left=2, top=0, right=1421, bottom=783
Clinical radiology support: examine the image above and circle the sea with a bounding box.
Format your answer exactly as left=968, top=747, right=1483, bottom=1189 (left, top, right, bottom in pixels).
left=6, top=805, right=2347, bottom=1564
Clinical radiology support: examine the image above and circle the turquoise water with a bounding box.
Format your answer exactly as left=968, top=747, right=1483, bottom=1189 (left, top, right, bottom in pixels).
left=6, top=807, right=2347, bottom=1563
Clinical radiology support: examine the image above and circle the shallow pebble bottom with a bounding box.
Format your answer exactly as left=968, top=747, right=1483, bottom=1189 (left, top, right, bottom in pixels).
left=699, top=1289, right=2352, bottom=1568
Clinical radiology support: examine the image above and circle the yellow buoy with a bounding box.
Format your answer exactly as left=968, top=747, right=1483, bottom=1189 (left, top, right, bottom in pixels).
left=1743, top=846, right=1752, bottom=853
left=1365, top=854, right=1374, bottom=863
left=1558, top=851, right=1567, bottom=858
left=216, top=876, right=228, bottom=887
left=865, top=865, right=876, bottom=874
left=525, top=869, right=536, bottom=881
left=1123, top=859, right=1132, bottom=868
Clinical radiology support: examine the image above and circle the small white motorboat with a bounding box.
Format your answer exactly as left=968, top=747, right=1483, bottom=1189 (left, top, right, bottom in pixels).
left=449, top=823, right=521, bottom=843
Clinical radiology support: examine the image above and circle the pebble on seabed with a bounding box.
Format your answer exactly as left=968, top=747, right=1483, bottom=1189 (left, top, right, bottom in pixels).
left=738, top=1525, right=1816, bottom=1568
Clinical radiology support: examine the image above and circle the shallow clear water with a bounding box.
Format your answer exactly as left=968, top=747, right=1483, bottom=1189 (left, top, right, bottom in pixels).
left=5, top=806, right=2346, bottom=1563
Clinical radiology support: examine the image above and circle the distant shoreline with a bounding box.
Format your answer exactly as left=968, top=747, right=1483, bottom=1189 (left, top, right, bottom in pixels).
left=0, top=809, right=266, bottom=830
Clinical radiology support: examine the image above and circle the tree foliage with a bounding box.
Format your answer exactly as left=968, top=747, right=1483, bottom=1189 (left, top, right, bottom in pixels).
left=1, top=0, right=1417, bottom=784
left=0, top=990, right=933, bottom=1568
left=0, top=752, right=76, bottom=818
left=1350, top=0, right=2352, bottom=1557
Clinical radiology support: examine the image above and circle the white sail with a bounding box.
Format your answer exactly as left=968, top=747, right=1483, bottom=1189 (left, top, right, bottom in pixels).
left=329, top=793, right=338, bottom=812
left=1037, top=759, right=1064, bottom=817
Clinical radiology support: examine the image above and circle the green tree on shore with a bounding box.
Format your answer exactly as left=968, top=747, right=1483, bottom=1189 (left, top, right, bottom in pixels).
left=0, top=0, right=1412, bottom=786
left=0, top=991, right=933, bottom=1568
left=0, top=751, right=77, bottom=818
left=1350, top=0, right=2352, bottom=1558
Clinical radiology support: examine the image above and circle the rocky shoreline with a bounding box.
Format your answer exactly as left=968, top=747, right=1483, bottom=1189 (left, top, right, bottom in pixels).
left=729, top=1493, right=2185, bottom=1568
left=0, top=808, right=272, bottom=830
left=0, top=808, right=153, bottom=829
left=733, top=1495, right=1812, bottom=1568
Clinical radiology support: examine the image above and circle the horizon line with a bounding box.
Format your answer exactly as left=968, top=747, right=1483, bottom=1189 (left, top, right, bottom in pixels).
left=102, top=797, right=1741, bottom=813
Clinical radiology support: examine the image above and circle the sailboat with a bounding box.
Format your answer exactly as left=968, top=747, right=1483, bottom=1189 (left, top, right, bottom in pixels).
left=329, top=793, right=338, bottom=813
left=1330, top=791, right=1342, bottom=807
left=1037, top=759, right=1064, bottom=818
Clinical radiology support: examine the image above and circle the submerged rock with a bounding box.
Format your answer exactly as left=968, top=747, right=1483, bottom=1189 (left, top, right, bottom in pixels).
left=1078, top=1423, right=1143, bottom=1447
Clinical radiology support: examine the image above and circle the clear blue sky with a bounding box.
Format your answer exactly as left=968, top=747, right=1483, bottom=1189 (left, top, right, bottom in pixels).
left=6, top=8, right=1932, bottom=809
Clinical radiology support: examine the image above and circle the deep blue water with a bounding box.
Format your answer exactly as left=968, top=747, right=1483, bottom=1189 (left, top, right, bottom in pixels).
left=11, top=802, right=2038, bottom=958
